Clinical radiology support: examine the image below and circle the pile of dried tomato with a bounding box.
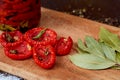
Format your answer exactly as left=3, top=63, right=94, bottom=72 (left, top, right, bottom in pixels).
left=0, top=27, right=73, bottom=69
left=0, top=0, right=40, bottom=29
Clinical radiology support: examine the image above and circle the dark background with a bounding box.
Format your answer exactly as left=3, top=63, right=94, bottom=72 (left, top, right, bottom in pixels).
left=41, top=0, right=120, bottom=27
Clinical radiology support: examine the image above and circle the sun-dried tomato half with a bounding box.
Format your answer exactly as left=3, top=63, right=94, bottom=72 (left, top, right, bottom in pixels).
left=0, top=30, right=23, bottom=47
left=54, top=36, right=73, bottom=56
left=33, top=44, right=56, bottom=69
left=4, top=41, right=32, bottom=60
left=24, top=27, right=57, bottom=46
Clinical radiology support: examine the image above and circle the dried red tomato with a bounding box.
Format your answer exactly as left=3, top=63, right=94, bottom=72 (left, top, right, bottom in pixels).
left=54, top=36, right=73, bottom=56
left=33, top=44, right=56, bottom=69
left=4, top=0, right=22, bottom=4
left=0, top=0, right=40, bottom=30
left=0, top=30, right=23, bottom=47
left=4, top=41, right=32, bottom=60
left=9, top=9, right=39, bottom=21
left=12, top=0, right=33, bottom=9
left=24, top=27, right=57, bottom=46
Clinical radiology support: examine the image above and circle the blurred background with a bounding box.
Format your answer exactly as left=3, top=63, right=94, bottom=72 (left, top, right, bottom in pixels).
left=41, top=0, right=120, bottom=27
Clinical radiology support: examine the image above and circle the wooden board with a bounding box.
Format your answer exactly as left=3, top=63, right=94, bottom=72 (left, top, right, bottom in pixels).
left=0, top=7, right=120, bottom=80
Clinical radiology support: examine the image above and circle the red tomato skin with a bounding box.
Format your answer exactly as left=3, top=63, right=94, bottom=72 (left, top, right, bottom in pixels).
left=33, top=45, right=56, bottom=69
left=0, top=30, right=23, bottom=47
left=24, top=27, right=57, bottom=46
left=4, top=41, right=32, bottom=60
left=55, top=36, right=73, bottom=56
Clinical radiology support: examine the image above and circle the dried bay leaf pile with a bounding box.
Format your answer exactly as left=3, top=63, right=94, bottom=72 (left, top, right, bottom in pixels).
left=69, top=27, right=120, bottom=70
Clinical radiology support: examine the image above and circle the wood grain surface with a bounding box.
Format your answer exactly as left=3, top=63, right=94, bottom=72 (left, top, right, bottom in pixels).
left=0, top=7, right=120, bottom=80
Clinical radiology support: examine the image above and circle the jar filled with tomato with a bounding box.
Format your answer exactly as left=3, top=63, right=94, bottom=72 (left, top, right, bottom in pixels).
left=0, top=0, right=41, bottom=31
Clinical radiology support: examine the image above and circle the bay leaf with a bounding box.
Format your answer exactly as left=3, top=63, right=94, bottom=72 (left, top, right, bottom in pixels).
left=85, top=36, right=105, bottom=58
left=101, top=43, right=116, bottom=62
left=116, top=52, right=120, bottom=64
left=99, top=27, right=120, bottom=52
left=111, top=66, right=120, bottom=69
left=70, top=35, right=117, bottom=70
left=77, top=39, right=89, bottom=53
left=69, top=54, right=115, bottom=70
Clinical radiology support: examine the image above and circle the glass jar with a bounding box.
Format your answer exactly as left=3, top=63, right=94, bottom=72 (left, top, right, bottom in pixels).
left=0, top=0, right=41, bottom=31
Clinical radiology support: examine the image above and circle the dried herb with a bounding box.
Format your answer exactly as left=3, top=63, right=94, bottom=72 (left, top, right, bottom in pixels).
left=69, top=27, right=120, bottom=70
left=0, top=24, right=16, bottom=31
left=99, top=27, right=120, bottom=52
left=70, top=36, right=116, bottom=70
left=32, top=28, right=47, bottom=39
